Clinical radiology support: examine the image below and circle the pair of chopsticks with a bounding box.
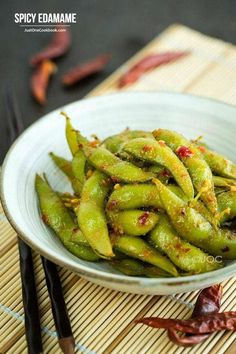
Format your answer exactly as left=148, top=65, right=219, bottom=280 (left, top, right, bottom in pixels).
left=5, top=87, right=75, bottom=354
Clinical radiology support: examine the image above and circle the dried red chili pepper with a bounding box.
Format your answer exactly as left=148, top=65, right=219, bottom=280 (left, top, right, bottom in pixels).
left=30, top=26, right=71, bottom=67
left=168, top=284, right=223, bottom=346
left=136, top=312, right=236, bottom=333
left=192, top=284, right=223, bottom=317
left=31, top=60, right=56, bottom=105
left=62, top=54, right=111, bottom=86
left=168, top=330, right=210, bottom=346
left=118, top=51, right=189, bottom=88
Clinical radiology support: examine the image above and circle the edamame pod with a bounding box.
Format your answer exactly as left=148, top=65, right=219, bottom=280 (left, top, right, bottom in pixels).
left=62, top=112, right=79, bottom=155
left=71, top=150, right=86, bottom=195
left=217, top=191, right=236, bottom=223
left=70, top=228, right=90, bottom=246
left=213, top=176, right=236, bottom=189
left=107, top=184, right=187, bottom=211
left=35, top=174, right=98, bottom=261
left=153, top=179, right=236, bottom=259
left=83, top=145, right=155, bottom=183
left=123, top=138, right=194, bottom=198
left=76, top=170, right=114, bottom=259
left=107, top=209, right=159, bottom=236
left=103, top=129, right=154, bottom=154
left=107, top=183, right=214, bottom=226
left=114, top=235, right=179, bottom=276
left=150, top=215, right=223, bottom=273
left=110, top=258, right=170, bottom=277
left=49, top=152, right=82, bottom=195
left=197, top=145, right=236, bottom=179
left=65, top=242, right=101, bottom=261
left=153, top=129, right=217, bottom=214
left=147, top=165, right=171, bottom=184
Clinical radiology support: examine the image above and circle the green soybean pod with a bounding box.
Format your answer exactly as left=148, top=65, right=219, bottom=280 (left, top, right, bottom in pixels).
left=213, top=176, right=236, bottom=189
left=103, top=129, right=154, bottom=154
left=35, top=174, right=98, bottom=261
left=107, top=184, right=163, bottom=210
left=65, top=242, right=101, bottom=261
left=77, top=170, right=114, bottom=259
left=49, top=152, right=73, bottom=178
left=110, top=259, right=170, bottom=277
left=83, top=145, right=155, bottom=183
left=197, top=144, right=236, bottom=179
left=107, top=183, right=214, bottom=226
left=49, top=152, right=82, bottom=195
left=107, top=209, right=159, bottom=236
left=70, top=228, right=90, bottom=246
left=153, top=179, right=236, bottom=259
left=71, top=150, right=87, bottom=195
left=217, top=191, right=236, bottom=223
left=61, top=112, right=79, bottom=155
left=123, top=138, right=194, bottom=199
left=150, top=215, right=223, bottom=273
left=107, top=184, right=188, bottom=211
left=114, top=235, right=179, bottom=276
left=147, top=165, right=171, bottom=184
left=153, top=129, right=217, bottom=214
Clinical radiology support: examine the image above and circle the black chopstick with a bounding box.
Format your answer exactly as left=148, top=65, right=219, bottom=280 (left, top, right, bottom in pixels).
left=41, top=258, right=75, bottom=354
left=18, top=239, right=43, bottom=354
left=5, top=86, right=75, bottom=354
left=5, top=86, right=43, bottom=354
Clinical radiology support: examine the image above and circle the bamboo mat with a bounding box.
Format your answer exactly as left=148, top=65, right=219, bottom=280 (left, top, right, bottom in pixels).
left=1, top=24, right=236, bottom=354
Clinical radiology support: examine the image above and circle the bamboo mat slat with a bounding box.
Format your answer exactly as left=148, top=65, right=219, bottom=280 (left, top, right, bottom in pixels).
left=1, top=24, right=236, bottom=353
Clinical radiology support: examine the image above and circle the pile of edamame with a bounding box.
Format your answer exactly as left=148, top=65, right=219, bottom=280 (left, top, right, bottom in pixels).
left=35, top=114, right=236, bottom=277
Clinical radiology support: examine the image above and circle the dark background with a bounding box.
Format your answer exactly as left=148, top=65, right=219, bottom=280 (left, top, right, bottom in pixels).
left=1, top=0, right=236, bottom=163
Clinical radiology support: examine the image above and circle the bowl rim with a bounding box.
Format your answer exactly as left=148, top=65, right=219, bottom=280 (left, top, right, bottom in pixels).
left=1, top=90, right=236, bottom=287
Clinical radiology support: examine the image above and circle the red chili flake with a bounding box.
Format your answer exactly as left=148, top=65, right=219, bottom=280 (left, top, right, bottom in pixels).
left=176, top=146, right=193, bottom=159
left=110, top=176, right=121, bottom=184
left=107, top=200, right=118, bottom=210
left=42, top=214, right=49, bottom=224
left=152, top=207, right=159, bottom=213
left=198, top=145, right=207, bottom=153
left=62, top=54, right=111, bottom=86
left=30, top=26, right=71, bottom=67
left=161, top=169, right=171, bottom=177
left=180, top=208, right=186, bottom=216
left=138, top=211, right=150, bottom=226
left=31, top=60, right=56, bottom=105
left=221, top=246, right=230, bottom=253
left=142, top=145, right=153, bottom=152
left=118, top=51, right=189, bottom=88
left=89, top=140, right=100, bottom=147
left=158, top=140, right=166, bottom=147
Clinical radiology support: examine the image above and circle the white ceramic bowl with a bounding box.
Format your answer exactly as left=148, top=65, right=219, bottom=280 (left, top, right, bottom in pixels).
left=2, top=92, right=236, bottom=295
